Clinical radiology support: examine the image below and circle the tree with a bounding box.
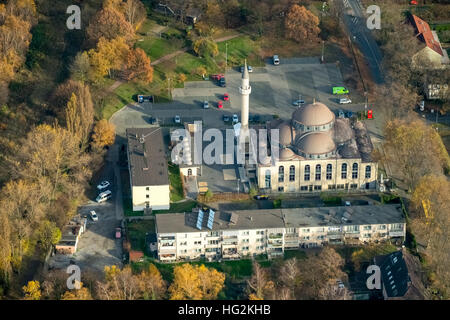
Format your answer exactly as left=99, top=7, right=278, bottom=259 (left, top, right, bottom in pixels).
left=178, top=73, right=186, bottom=83
left=285, top=4, right=320, bottom=43
left=125, top=48, right=153, bottom=83
left=380, top=119, right=450, bottom=191
left=23, top=280, right=41, bottom=300
left=247, top=262, right=274, bottom=300
left=36, top=220, right=61, bottom=254
left=86, top=6, right=134, bottom=45
left=61, top=283, right=93, bottom=300
left=70, top=52, right=91, bottom=83
left=193, top=38, right=218, bottom=58
left=196, top=264, right=225, bottom=300
left=88, top=36, right=130, bottom=81
left=169, top=264, right=202, bottom=300
left=278, top=258, right=301, bottom=298
left=122, top=0, right=146, bottom=29
left=136, top=264, right=166, bottom=300
left=0, top=210, right=11, bottom=286
left=91, top=120, right=116, bottom=150
left=410, top=175, right=450, bottom=297
left=97, top=265, right=140, bottom=300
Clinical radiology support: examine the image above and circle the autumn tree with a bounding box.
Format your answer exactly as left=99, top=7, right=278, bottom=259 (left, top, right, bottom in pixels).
left=88, top=36, right=130, bottom=82
left=193, top=38, right=218, bottom=58
left=379, top=119, right=450, bottom=191
left=247, top=262, right=274, bottom=300
left=36, top=220, right=61, bottom=255
left=70, top=52, right=91, bottom=83
left=169, top=264, right=225, bottom=300
left=23, top=280, right=41, bottom=300
left=86, top=6, right=134, bottom=45
left=278, top=258, right=301, bottom=299
left=61, top=283, right=93, bottom=300
left=136, top=264, right=166, bottom=300
left=410, top=175, right=450, bottom=297
left=91, top=120, right=116, bottom=150
left=285, top=4, right=320, bottom=43
left=122, top=0, right=146, bottom=30
left=124, top=48, right=153, bottom=83
left=97, top=265, right=140, bottom=300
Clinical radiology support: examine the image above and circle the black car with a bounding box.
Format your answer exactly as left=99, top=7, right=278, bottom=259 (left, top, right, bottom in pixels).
left=219, top=77, right=226, bottom=87
left=254, top=195, right=269, bottom=200
left=223, top=114, right=230, bottom=122
left=148, top=116, right=157, bottom=124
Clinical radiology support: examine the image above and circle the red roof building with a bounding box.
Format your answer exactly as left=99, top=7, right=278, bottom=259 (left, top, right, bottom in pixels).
left=410, top=14, right=443, bottom=56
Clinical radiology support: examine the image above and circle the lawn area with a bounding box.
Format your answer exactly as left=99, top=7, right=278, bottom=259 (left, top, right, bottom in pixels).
left=136, top=34, right=186, bottom=61
left=127, top=220, right=155, bottom=252
left=168, top=162, right=184, bottom=202
left=216, top=35, right=265, bottom=68
left=152, top=199, right=198, bottom=214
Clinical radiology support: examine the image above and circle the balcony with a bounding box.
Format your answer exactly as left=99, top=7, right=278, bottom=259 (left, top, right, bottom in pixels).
left=268, top=233, right=283, bottom=239
left=389, top=231, right=404, bottom=237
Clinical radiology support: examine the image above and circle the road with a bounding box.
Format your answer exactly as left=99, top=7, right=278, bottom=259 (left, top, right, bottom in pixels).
left=340, top=0, right=384, bottom=84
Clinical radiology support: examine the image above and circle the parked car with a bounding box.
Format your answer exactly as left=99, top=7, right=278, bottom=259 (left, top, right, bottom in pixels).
left=223, top=93, right=229, bottom=101
left=90, top=210, right=98, bottom=222
left=293, top=99, right=305, bottom=106
left=240, top=65, right=253, bottom=73
left=218, top=101, right=223, bottom=109
left=333, top=87, right=349, bottom=95
left=345, top=201, right=351, bottom=206
left=219, top=77, right=226, bottom=87
left=203, top=101, right=209, bottom=109
left=254, top=195, right=269, bottom=200
left=138, top=95, right=144, bottom=103
left=148, top=116, right=157, bottom=124
left=346, top=111, right=353, bottom=118
left=97, top=180, right=110, bottom=190
left=419, top=100, right=425, bottom=111
left=338, top=110, right=345, bottom=118
left=273, top=55, right=280, bottom=65
left=223, top=114, right=230, bottom=122
left=115, top=227, right=122, bottom=239
left=232, top=114, right=239, bottom=123
left=339, top=98, right=352, bottom=104
left=174, top=115, right=181, bottom=123
left=337, top=280, right=345, bottom=289
left=96, top=190, right=112, bottom=203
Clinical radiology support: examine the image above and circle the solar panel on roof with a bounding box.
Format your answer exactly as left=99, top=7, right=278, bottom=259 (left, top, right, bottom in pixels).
left=196, top=210, right=204, bottom=230
left=207, top=210, right=215, bottom=229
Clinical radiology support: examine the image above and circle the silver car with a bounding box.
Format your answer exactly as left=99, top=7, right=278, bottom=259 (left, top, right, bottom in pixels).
left=203, top=101, right=209, bottom=109
left=174, top=115, right=181, bottom=123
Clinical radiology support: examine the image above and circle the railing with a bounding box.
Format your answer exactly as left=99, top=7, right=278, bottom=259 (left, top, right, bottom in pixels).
left=268, top=234, right=283, bottom=239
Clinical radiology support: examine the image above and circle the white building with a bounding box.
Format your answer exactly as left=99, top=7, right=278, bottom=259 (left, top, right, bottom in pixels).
left=155, top=205, right=406, bottom=262
left=127, top=127, right=170, bottom=211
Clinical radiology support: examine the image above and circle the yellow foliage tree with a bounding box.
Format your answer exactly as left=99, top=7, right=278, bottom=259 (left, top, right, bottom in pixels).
left=285, top=4, right=320, bottom=43
left=91, top=119, right=116, bottom=149
left=23, top=280, right=41, bottom=300
left=61, top=283, right=93, bottom=300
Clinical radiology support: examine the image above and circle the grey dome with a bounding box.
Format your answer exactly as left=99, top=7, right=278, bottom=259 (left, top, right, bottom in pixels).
left=295, top=132, right=336, bottom=155
left=292, top=102, right=335, bottom=127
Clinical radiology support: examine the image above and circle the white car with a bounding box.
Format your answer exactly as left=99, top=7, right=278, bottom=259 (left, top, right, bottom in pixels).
left=97, top=180, right=110, bottom=190
left=273, top=55, right=280, bottom=65
left=232, top=114, right=239, bottom=123
left=345, top=201, right=351, bottom=206
left=96, top=190, right=112, bottom=203
left=90, top=210, right=98, bottom=222
left=174, top=115, right=181, bottom=123
left=203, top=101, right=209, bottom=109
left=293, top=99, right=305, bottom=106
left=339, top=98, right=352, bottom=104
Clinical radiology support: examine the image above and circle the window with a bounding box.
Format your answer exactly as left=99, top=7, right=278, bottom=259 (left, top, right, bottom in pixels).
left=278, top=166, right=284, bottom=182
left=289, top=165, right=295, bottom=181
left=314, top=185, right=322, bottom=190
left=304, top=165, right=310, bottom=181
left=315, top=164, right=321, bottom=181
left=326, top=164, right=332, bottom=180
left=300, top=186, right=308, bottom=191
left=341, top=163, right=347, bottom=179
left=242, top=231, right=249, bottom=235
left=146, top=187, right=149, bottom=191
left=363, top=226, right=372, bottom=231
left=278, top=186, right=284, bottom=192
left=350, top=184, right=358, bottom=189
left=365, top=165, right=371, bottom=179
left=352, top=163, right=358, bottom=179
left=302, top=228, right=310, bottom=233
left=265, top=170, right=271, bottom=188
left=146, top=194, right=149, bottom=198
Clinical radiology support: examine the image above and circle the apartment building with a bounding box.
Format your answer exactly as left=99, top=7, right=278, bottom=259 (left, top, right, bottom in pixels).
left=155, top=205, right=406, bottom=262
left=127, top=127, right=170, bottom=211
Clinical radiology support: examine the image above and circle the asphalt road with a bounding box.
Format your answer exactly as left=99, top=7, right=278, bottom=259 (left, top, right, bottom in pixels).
left=341, top=0, right=384, bottom=84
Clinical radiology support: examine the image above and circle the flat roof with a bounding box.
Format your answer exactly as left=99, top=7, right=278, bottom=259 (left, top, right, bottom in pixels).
left=127, top=127, right=169, bottom=187
left=155, top=205, right=405, bottom=234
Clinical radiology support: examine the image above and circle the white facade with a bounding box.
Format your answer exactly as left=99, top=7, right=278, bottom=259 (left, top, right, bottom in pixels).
left=132, top=185, right=170, bottom=211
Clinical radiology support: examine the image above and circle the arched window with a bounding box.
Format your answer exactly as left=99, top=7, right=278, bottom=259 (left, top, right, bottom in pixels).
left=304, top=165, right=310, bottom=181
left=265, top=170, right=271, bottom=188
left=315, top=164, right=321, bottom=181
left=365, top=165, right=371, bottom=179
left=352, top=163, right=358, bottom=179
left=326, top=164, right=332, bottom=180
left=289, top=165, right=295, bottom=182
left=341, top=163, right=347, bottom=179
left=278, top=166, right=284, bottom=182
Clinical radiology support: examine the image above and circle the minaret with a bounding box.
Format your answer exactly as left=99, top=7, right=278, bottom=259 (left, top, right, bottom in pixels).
left=239, top=60, right=251, bottom=130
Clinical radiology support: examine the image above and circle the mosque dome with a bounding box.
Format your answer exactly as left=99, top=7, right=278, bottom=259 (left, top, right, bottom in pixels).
left=279, top=148, right=296, bottom=160
left=277, top=121, right=294, bottom=146
left=292, top=102, right=335, bottom=127
left=295, top=132, right=336, bottom=156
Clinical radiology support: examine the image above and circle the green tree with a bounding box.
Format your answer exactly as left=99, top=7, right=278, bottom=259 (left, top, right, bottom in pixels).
left=37, top=220, right=61, bottom=254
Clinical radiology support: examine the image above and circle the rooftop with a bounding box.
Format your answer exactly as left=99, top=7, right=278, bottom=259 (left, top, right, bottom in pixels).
left=127, top=127, right=169, bottom=187
left=410, top=14, right=444, bottom=56
left=155, top=204, right=405, bottom=234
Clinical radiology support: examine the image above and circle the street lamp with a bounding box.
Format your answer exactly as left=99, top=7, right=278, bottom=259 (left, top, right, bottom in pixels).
left=237, top=178, right=240, bottom=194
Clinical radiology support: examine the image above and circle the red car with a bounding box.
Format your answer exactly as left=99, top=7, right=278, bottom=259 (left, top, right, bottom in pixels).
left=211, top=74, right=224, bottom=81
left=218, top=101, right=223, bottom=109
left=410, top=0, right=418, bottom=4
left=223, top=93, right=229, bottom=101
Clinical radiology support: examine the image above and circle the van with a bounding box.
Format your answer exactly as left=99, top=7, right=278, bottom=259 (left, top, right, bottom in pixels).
left=339, top=98, right=352, bottom=104
left=96, top=190, right=112, bottom=203
left=332, top=87, right=349, bottom=95
left=273, top=55, right=280, bottom=65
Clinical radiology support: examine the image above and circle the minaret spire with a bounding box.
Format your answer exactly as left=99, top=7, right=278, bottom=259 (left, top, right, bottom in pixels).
left=239, top=59, right=251, bottom=130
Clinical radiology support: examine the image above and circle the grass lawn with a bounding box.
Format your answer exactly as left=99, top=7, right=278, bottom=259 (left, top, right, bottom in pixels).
left=136, top=36, right=186, bottom=61
left=168, top=162, right=184, bottom=202
left=216, top=35, right=264, bottom=68
left=152, top=199, right=198, bottom=214
left=127, top=220, right=155, bottom=252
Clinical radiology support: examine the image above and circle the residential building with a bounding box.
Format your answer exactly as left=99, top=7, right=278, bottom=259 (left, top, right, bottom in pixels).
left=374, top=251, right=411, bottom=299
left=126, top=127, right=170, bottom=211
left=410, top=14, right=449, bottom=69
left=155, top=205, right=406, bottom=262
